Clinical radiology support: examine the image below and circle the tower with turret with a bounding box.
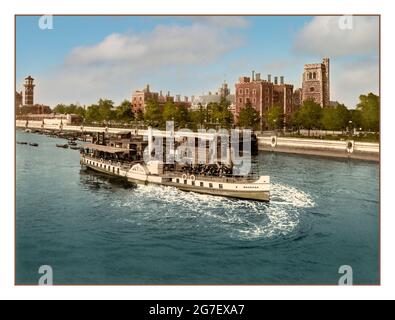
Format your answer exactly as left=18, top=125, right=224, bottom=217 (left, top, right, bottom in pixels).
left=23, top=76, right=35, bottom=106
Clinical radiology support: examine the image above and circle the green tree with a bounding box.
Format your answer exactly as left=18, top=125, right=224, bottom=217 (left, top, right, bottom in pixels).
left=208, top=98, right=233, bottom=128
left=98, top=99, right=115, bottom=123
left=267, top=105, right=284, bottom=130
left=135, top=109, right=144, bottom=122
left=162, top=101, right=180, bottom=123
left=294, top=99, right=323, bottom=136
left=53, top=104, right=66, bottom=114
left=356, top=93, right=380, bottom=132
left=189, top=103, right=208, bottom=128
left=144, top=99, right=162, bottom=127
left=115, top=100, right=133, bottom=122
left=85, top=104, right=101, bottom=123
left=238, top=101, right=260, bottom=129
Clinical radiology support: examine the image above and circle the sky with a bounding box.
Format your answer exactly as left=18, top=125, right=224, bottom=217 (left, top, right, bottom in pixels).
left=16, top=15, right=379, bottom=108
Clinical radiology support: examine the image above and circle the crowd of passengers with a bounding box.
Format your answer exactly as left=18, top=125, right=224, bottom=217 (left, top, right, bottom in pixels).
left=180, top=163, right=233, bottom=177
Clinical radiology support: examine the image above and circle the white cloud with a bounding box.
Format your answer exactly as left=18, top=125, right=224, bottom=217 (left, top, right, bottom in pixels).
left=66, top=21, right=244, bottom=68
left=32, top=18, right=248, bottom=106
left=294, top=16, right=379, bottom=57
left=331, top=59, right=379, bottom=108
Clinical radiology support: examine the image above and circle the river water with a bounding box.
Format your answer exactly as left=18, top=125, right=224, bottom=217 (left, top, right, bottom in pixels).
left=16, top=130, right=379, bottom=284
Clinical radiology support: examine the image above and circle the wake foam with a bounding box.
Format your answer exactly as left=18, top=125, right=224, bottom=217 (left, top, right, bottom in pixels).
left=111, top=182, right=315, bottom=241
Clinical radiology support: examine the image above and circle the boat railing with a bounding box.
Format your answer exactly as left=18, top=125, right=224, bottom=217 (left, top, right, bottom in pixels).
left=164, top=171, right=259, bottom=183
left=82, top=154, right=135, bottom=170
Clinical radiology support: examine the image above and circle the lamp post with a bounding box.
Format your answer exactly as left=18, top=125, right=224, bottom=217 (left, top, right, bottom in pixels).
left=348, top=120, right=353, bottom=138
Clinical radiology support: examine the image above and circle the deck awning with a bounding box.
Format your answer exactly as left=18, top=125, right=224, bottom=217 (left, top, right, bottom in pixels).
left=84, top=143, right=130, bottom=153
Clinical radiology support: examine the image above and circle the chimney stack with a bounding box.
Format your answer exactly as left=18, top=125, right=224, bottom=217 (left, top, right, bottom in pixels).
left=280, top=76, right=284, bottom=85
left=146, top=84, right=150, bottom=92
left=252, top=70, right=255, bottom=81
left=268, top=74, right=272, bottom=83
left=274, top=76, right=278, bottom=85
left=255, top=73, right=261, bottom=81
left=176, top=94, right=181, bottom=102
left=167, top=91, right=170, bottom=97
left=184, top=96, right=189, bottom=103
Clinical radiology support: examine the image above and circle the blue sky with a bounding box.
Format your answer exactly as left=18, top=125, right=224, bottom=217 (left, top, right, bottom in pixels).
left=16, top=15, right=379, bottom=108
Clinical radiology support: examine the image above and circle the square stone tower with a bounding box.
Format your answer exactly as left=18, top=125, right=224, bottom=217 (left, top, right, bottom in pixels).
left=302, top=58, right=330, bottom=107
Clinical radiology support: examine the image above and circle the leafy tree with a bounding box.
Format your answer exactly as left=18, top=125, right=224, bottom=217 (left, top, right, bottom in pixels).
left=208, top=98, right=233, bottom=128
left=321, top=107, right=337, bottom=131
left=356, top=93, right=380, bottom=132
left=162, top=101, right=180, bottom=123
left=115, top=100, right=133, bottom=122
left=144, top=99, right=162, bottom=127
left=85, top=104, right=101, bottom=123
left=53, top=104, right=66, bottom=114
left=350, top=109, right=362, bottom=130
left=238, top=101, right=260, bottom=129
left=98, top=99, right=115, bottom=123
left=135, top=109, right=144, bottom=122
left=267, top=105, right=284, bottom=130
left=294, top=99, right=322, bottom=136
left=189, top=103, right=208, bottom=128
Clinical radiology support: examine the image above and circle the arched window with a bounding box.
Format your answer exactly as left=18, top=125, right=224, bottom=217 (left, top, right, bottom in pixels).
left=313, top=72, right=317, bottom=79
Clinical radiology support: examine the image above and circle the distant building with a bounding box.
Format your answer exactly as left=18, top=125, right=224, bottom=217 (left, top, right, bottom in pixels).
left=131, top=84, right=190, bottom=113
left=302, top=58, right=330, bottom=107
left=15, top=91, right=23, bottom=109
left=191, top=82, right=235, bottom=112
left=23, top=76, right=35, bottom=106
left=235, top=72, right=294, bottom=128
left=16, top=76, right=52, bottom=116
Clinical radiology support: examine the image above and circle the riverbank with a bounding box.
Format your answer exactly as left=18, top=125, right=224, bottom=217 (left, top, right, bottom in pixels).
left=258, top=136, right=379, bottom=162
left=16, top=121, right=380, bottom=162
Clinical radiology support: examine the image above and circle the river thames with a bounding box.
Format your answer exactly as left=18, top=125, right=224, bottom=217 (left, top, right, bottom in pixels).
left=16, top=130, right=379, bottom=284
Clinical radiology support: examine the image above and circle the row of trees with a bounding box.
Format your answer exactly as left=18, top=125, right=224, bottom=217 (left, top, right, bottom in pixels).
left=236, top=93, right=380, bottom=133
left=53, top=99, right=133, bottom=124
left=53, top=93, right=379, bottom=132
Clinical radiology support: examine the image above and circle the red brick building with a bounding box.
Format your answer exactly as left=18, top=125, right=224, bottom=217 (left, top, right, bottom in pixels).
left=235, top=72, right=294, bottom=129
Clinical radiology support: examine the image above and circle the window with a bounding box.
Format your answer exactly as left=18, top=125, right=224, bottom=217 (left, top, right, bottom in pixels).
left=310, top=87, right=315, bottom=92
left=200, top=182, right=204, bottom=187
left=239, top=98, right=243, bottom=103
left=252, top=89, right=256, bottom=95
left=313, top=72, right=317, bottom=79
left=184, top=180, right=187, bottom=185
left=252, top=98, right=256, bottom=103
left=192, top=181, right=195, bottom=186
left=219, top=184, right=223, bottom=189
left=245, top=88, right=249, bottom=95
left=176, top=179, right=180, bottom=183
left=239, top=89, right=243, bottom=95
left=209, top=183, right=213, bottom=188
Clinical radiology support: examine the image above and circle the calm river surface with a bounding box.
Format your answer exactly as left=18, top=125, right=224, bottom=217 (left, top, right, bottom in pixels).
left=16, top=130, right=379, bottom=284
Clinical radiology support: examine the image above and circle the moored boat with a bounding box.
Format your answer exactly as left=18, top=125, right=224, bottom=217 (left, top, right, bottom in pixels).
left=56, top=144, right=69, bottom=149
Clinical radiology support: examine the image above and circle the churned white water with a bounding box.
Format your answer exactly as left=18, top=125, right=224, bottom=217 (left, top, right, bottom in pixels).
left=112, top=181, right=315, bottom=240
